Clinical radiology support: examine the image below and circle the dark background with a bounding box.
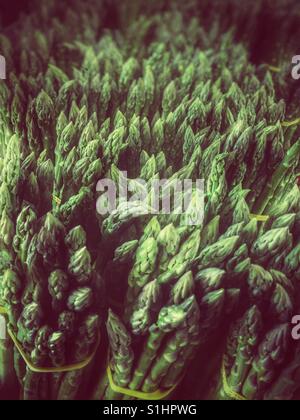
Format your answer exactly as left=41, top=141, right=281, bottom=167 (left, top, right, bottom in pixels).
left=1, top=0, right=300, bottom=66
left=0, top=0, right=122, bottom=31
left=0, top=0, right=32, bottom=27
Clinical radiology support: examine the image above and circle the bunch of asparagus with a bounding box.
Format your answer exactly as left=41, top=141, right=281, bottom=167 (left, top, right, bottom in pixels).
left=97, top=175, right=300, bottom=399
left=207, top=199, right=300, bottom=400
left=0, top=0, right=112, bottom=400
left=0, top=134, right=103, bottom=399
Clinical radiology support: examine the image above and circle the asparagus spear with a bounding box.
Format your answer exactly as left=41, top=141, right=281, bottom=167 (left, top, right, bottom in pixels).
left=104, top=310, right=134, bottom=400
left=241, top=324, right=290, bottom=399
left=58, top=314, right=99, bottom=400
left=217, top=306, right=263, bottom=400
left=48, top=270, right=69, bottom=313
left=48, top=331, right=66, bottom=400
left=264, top=343, right=300, bottom=400
left=36, top=213, right=65, bottom=268
left=23, top=326, right=52, bottom=400
left=141, top=296, right=198, bottom=393
left=128, top=297, right=195, bottom=392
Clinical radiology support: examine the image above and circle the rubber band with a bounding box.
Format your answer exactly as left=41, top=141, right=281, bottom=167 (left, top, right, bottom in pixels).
left=281, top=118, right=300, bottom=128
left=221, top=358, right=247, bottom=401
left=250, top=214, right=270, bottom=222
left=0, top=306, right=100, bottom=373
left=266, top=64, right=281, bottom=73
left=106, top=365, right=179, bottom=400
left=52, top=195, right=62, bottom=205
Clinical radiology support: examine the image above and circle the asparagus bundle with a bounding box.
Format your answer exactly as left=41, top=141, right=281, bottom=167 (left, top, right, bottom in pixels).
left=98, top=167, right=300, bottom=400
left=0, top=2, right=109, bottom=397
left=94, top=296, right=203, bottom=400
left=95, top=191, right=249, bottom=399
